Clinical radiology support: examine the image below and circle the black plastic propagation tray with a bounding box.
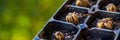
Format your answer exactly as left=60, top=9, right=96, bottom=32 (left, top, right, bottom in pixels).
left=33, top=0, right=120, bottom=40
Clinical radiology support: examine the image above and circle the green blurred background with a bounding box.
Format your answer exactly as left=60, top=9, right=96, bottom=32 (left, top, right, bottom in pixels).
left=0, top=0, right=65, bottom=40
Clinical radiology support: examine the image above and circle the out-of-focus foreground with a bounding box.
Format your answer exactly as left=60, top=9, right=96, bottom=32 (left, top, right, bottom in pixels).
left=0, top=0, right=64, bottom=40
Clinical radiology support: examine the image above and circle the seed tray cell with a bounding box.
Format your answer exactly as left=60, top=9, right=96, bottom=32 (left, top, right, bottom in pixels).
left=86, top=11, right=120, bottom=30
left=77, top=28, right=116, bottom=40
left=53, top=7, right=90, bottom=24
left=67, top=0, right=98, bottom=8
left=98, top=0, right=120, bottom=12
left=37, top=21, right=80, bottom=40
